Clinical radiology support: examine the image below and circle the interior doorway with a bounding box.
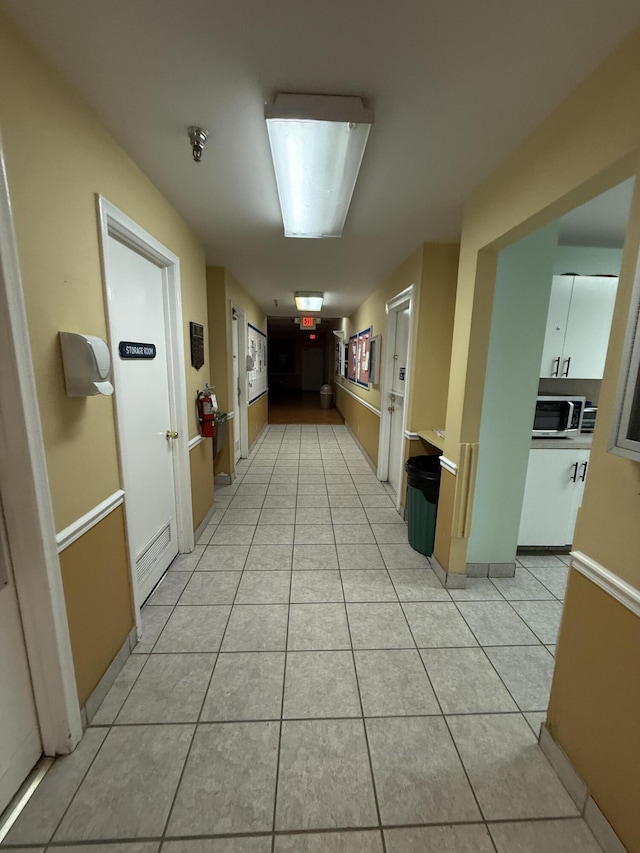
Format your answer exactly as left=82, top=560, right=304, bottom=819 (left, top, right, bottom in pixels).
left=378, top=286, right=415, bottom=507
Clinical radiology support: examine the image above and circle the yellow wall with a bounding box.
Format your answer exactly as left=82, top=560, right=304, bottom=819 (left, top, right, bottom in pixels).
left=0, top=13, right=211, bottom=702
left=59, top=506, right=133, bottom=706
left=334, top=385, right=380, bottom=465
left=439, top=26, right=640, bottom=848
left=189, top=439, right=214, bottom=528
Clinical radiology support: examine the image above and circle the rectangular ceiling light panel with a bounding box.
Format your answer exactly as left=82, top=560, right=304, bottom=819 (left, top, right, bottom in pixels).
left=295, top=293, right=323, bottom=311
left=265, top=94, right=373, bottom=239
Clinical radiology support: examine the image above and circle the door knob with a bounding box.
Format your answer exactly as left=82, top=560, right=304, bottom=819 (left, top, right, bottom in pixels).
left=165, top=430, right=179, bottom=440
left=390, top=394, right=396, bottom=402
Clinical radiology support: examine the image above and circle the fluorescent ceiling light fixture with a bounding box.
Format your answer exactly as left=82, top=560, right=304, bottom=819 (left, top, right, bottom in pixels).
left=295, top=292, right=324, bottom=311
left=265, top=93, right=374, bottom=238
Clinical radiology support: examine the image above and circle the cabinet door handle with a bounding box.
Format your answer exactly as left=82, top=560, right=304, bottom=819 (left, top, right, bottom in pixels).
left=552, top=357, right=560, bottom=377
left=579, top=461, right=588, bottom=482
left=570, top=462, right=578, bottom=482
left=561, top=357, right=571, bottom=377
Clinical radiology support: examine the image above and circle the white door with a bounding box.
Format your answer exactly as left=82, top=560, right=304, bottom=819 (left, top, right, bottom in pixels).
left=231, top=311, right=241, bottom=464
left=106, top=236, right=179, bottom=603
left=387, top=306, right=410, bottom=495
left=540, top=275, right=572, bottom=378
left=0, top=498, right=41, bottom=815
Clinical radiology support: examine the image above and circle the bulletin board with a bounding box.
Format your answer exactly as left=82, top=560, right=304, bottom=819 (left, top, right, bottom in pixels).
left=356, top=328, right=371, bottom=387
left=248, top=323, right=268, bottom=403
left=348, top=335, right=358, bottom=382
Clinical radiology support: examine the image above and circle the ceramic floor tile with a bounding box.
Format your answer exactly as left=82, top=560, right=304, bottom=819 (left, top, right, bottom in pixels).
left=359, top=494, right=395, bottom=508
left=456, top=601, right=540, bottom=646
left=511, top=600, right=564, bottom=644
left=298, top=483, right=327, bottom=495
left=275, top=719, right=378, bottom=831
left=329, top=493, right=364, bottom=508
left=252, top=525, right=294, bottom=545
left=370, top=524, right=410, bottom=545
left=337, top=544, right=384, bottom=569
left=341, top=569, right=398, bottom=602
left=146, top=572, right=191, bottom=606
left=221, top=604, right=289, bottom=651
left=526, top=565, right=569, bottom=599
left=258, top=507, right=296, bottom=525
left=333, top=524, right=375, bottom=544
left=196, top=545, right=249, bottom=572
left=290, top=570, right=344, bottom=602
left=91, top=654, right=148, bottom=725
left=447, top=713, right=578, bottom=820
left=295, top=507, right=332, bottom=525
left=219, top=508, right=262, bottom=525
left=491, top=568, right=556, bottom=601
left=294, top=524, right=335, bottom=544
left=354, top=649, right=439, bottom=716
left=295, top=494, right=330, bottom=507
left=132, top=605, right=173, bottom=654
left=262, top=494, right=297, bottom=508
left=489, top=818, right=604, bottom=852
left=485, top=645, right=556, bottom=711
left=385, top=825, right=495, bottom=852
left=115, top=653, right=216, bottom=724
left=449, top=578, right=504, bottom=601
left=292, top=544, right=339, bottom=570
left=389, top=568, right=450, bottom=601
left=153, top=606, right=231, bottom=653
left=52, top=844, right=159, bottom=853
left=168, top=722, right=279, bottom=836
left=200, top=652, right=285, bottom=721
left=347, top=602, right=415, bottom=649
left=210, top=526, right=256, bottom=546
left=517, top=554, right=567, bottom=569
left=420, top=647, right=517, bottom=714
left=179, top=571, right=241, bottom=605
left=379, top=543, right=430, bottom=569
left=524, top=711, right=547, bottom=737
left=267, top=484, right=298, bottom=496
left=235, top=571, right=291, bottom=604
left=244, top=544, right=293, bottom=570
left=236, top=484, right=268, bottom=496
left=366, top=716, right=480, bottom=825
left=55, top=725, right=194, bottom=840
left=169, top=547, right=205, bottom=572
left=3, top=728, right=108, bottom=845
left=287, top=603, right=352, bottom=650
left=165, top=839, right=270, bottom=853
left=274, top=831, right=383, bottom=852
left=403, top=602, right=478, bottom=647
left=331, top=507, right=369, bottom=525
left=283, top=651, right=361, bottom=718
left=364, top=508, right=405, bottom=525
left=227, top=494, right=267, bottom=509
left=326, top=484, right=357, bottom=496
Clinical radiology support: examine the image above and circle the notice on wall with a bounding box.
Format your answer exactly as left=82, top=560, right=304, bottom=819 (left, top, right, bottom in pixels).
left=248, top=323, right=268, bottom=403
left=356, top=328, right=371, bottom=387
left=348, top=335, right=357, bottom=382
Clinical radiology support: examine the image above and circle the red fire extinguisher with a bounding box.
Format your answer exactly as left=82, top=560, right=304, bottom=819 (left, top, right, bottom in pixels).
left=196, top=387, right=216, bottom=438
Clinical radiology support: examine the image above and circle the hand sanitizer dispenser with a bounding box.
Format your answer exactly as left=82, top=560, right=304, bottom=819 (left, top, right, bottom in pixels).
left=59, top=332, right=114, bottom=396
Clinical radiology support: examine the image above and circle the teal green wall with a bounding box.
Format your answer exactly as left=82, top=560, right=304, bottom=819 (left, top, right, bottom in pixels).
left=468, top=222, right=561, bottom=564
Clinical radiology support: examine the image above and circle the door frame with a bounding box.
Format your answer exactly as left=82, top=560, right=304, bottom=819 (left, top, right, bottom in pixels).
left=97, top=197, right=194, bottom=620
left=377, top=284, right=415, bottom=510
left=231, top=301, right=249, bottom=460
left=0, top=133, right=82, bottom=755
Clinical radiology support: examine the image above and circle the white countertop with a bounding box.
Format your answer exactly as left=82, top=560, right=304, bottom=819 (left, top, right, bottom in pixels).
left=531, top=433, right=593, bottom=450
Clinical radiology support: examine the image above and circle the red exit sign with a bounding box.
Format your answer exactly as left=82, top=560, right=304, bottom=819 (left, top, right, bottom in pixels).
left=301, top=316, right=316, bottom=330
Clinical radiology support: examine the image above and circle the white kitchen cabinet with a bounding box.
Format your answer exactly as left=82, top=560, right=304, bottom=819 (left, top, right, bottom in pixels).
left=518, top=448, right=590, bottom=547
left=540, top=275, right=617, bottom=379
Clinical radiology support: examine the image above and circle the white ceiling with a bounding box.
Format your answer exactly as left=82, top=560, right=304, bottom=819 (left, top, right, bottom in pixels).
left=2, top=1, right=639, bottom=317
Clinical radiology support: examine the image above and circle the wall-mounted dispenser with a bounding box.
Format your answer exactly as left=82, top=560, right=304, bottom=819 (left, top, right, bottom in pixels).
left=59, top=332, right=114, bottom=396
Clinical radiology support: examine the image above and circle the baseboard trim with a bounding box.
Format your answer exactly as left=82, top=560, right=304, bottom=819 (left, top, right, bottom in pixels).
left=194, top=502, right=217, bottom=542
left=334, top=382, right=382, bottom=418
left=342, top=422, right=378, bottom=474
left=539, top=724, right=628, bottom=853
left=56, top=490, right=125, bottom=552
left=82, top=626, right=137, bottom=726
left=466, top=561, right=516, bottom=578
left=431, top=555, right=467, bottom=589
left=571, top=550, right=640, bottom=618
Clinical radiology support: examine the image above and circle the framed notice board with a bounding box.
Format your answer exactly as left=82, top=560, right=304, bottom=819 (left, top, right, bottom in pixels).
left=356, top=328, right=371, bottom=387
left=348, top=335, right=357, bottom=382
left=247, top=323, right=268, bottom=403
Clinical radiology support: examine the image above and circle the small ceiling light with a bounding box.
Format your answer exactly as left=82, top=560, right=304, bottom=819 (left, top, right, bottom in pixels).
left=295, top=291, right=324, bottom=312
left=265, top=93, right=374, bottom=238
left=188, top=126, right=208, bottom=162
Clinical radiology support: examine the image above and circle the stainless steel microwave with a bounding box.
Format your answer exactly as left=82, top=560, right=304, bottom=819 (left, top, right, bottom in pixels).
left=532, top=396, right=586, bottom=438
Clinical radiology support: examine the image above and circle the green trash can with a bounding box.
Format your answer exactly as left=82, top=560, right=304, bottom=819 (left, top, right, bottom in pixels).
left=405, top=455, right=441, bottom=556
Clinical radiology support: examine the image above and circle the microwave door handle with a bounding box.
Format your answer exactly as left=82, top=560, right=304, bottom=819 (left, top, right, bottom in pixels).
left=561, top=356, right=571, bottom=377
left=566, top=400, right=574, bottom=429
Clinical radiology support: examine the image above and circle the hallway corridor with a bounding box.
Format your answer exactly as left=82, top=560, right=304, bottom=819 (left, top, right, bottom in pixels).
left=2, top=425, right=603, bottom=852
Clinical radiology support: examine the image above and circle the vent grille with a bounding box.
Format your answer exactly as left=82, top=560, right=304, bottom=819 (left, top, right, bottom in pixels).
left=136, top=523, right=171, bottom=584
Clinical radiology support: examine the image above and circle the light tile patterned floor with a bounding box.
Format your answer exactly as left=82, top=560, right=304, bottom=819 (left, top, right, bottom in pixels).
left=2, top=425, right=604, bottom=852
